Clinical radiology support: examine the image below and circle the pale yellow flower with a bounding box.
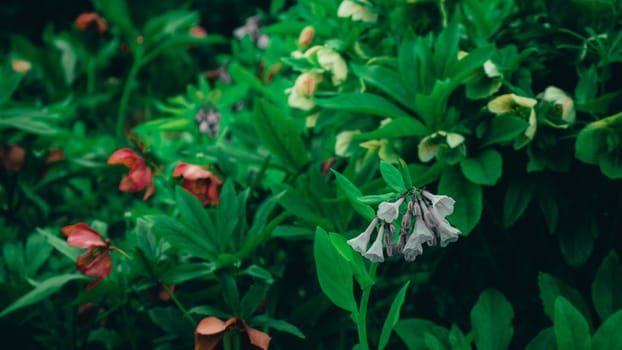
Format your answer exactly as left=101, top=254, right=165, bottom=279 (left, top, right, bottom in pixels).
left=337, top=0, right=378, bottom=23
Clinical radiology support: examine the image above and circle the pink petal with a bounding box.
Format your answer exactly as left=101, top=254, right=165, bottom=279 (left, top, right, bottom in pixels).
left=61, top=222, right=107, bottom=248
left=173, top=163, right=215, bottom=180
left=107, top=148, right=143, bottom=169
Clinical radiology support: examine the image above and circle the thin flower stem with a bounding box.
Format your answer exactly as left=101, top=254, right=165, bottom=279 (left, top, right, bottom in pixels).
left=162, top=282, right=196, bottom=326
left=116, top=56, right=143, bottom=141
left=357, top=262, right=378, bottom=350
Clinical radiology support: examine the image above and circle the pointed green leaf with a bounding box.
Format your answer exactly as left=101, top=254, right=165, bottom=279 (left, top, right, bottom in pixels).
left=313, top=227, right=356, bottom=313
left=538, top=272, right=592, bottom=325
left=380, top=160, right=407, bottom=192
left=470, top=289, right=514, bottom=350
left=481, top=115, right=529, bottom=147
left=592, top=309, right=622, bottom=350
left=554, top=297, right=591, bottom=350
left=379, top=282, right=411, bottom=350
left=332, top=170, right=375, bottom=221
left=502, top=180, right=535, bottom=228
left=592, top=251, right=622, bottom=321
left=525, top=327, right=556, bottom=350
left=439, top=166, right=482, bottom=235
left=315, top=93, right=412, bottom=119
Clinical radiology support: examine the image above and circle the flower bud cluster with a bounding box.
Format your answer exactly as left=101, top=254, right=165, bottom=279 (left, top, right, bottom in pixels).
left=347, top=188, right=461, bottom=262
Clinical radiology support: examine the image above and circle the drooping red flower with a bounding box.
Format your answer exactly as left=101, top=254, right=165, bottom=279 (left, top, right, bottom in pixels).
left=107, top=148, right=154, bottom=200
left=61, top=222, right=112, bottom=290
left=173, top=163, right=223, bottom=206
left=189, top=26, right=208, bottom=38
left=194, top=317, right=271, bottom=350
left=0, top=144, right=26, bottom=172
left=75, top=12, right=108, bottom=34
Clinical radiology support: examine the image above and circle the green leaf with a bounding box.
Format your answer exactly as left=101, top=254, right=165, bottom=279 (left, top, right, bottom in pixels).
left=229, top=63, right=278, bottom=102
left=332, top=170, right=375, bottom=221
left=470, top=289, right=514, bottom=350
left=481, top=115, right=529, bottom=147
left=0, top=66, right=22, bottom=106
left=25, top=233, right=54, bottom=277
left=315, top=93, right=412, bottom=119
left=502, top=180, right=535, bottom=228
left=328, top=233, right=373, bottom=289
left=0, top=274, right=86, bottom=318
left=357, top=193, right=398, bottom=205
left=353, top=117, right=428, bottom=141
left=448, top=324, right=470, bottom=350
left=525, top=327, right=556, bottom=350
left=378, top=282, right=411, bottom=350
left=253, top=98, right=308, bottom=171
left=592, top=309, right=622, bottom=350
left=438, top=166, right=482, bottom=235
left=351, top=64, right=415, bottom=110
left=538, top=272, right=592, bottom=325
left=313, top=227, right=357, bottom=313
left=380, top=160, right=407, bottom=192
left=240, top=282, right=270, bottom=320
left=554, top=297, right=591, bottom=350
left=459, top=149, right=503, bottom=185
left=147, top=214, right=218, bottom=261
left=558, top=212, right=598, bottom=267
left=215, top=180, right=239, bottom=249
left=252, top=315, right=305, bottom=339
left=37, top=228, right=80, bottom=261
left=175, top=186, right=220, bottom=253
left=575, top=127, right=609, bottom=165
left=592, top=251, right=622, bottom=321
left=395, top=319, right=450, bottom=350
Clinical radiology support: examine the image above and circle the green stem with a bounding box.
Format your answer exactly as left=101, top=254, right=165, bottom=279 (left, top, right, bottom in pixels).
left=357, top=262, right=378, bottom=350
left=116, top=56, right=143, bottom=141
left=162, top=282, right=196, bottom=326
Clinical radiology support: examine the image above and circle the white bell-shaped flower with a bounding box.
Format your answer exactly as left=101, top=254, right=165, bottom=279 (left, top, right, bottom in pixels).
left=377, top=197, right=404, bottom=223
left=363, top=224, right=385, bottom=262
left=403, top=219, right=435, bottom=261
left=347, top=217, right=378, bottom=254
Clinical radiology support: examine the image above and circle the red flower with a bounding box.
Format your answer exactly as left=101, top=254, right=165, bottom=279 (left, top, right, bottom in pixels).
left=173, top=163, right=223, bottom=206
left=189, top=26, right=207, bottom=38
left=0, top=144, right=25, bottom=172
left=61, top=223, right=112, bottom=290
left=75, top=12, right=108, bottom=34
left=107, top=148, right=155, bottom=200
left=194, top=317, right=271, bottom=350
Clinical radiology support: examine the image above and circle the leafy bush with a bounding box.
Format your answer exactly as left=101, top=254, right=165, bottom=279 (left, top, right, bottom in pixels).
left=1, top=0, right=622, bottom=349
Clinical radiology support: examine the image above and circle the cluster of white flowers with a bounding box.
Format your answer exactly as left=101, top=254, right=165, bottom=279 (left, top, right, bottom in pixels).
left=347, top=189, right=460, bottom=262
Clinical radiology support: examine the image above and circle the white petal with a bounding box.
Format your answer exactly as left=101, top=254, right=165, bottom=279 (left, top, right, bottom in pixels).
left=347, top=218, right=378, bottom=254
left=483, top=60, right=501, bottom=78
left=403, top=219, right=435, bottom=261
left=377, top=197, right=404, bottom=222
left=446, top=133, right=465, bottom=149
left=422, top=190, right=455, bottom=218
left=363, top=225, right=384, bottom=262
left=437, top=220, right=461, bottom=247
left=417, top=135, right=437, bottom=162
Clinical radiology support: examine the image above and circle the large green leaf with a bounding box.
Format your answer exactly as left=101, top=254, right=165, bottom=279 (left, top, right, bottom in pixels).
left=554, top=297, right=591, bottom=350
left=592, top=309, right=622, bottom=350
left=313, top=227, right=357, bottom=313
left=502, top=179, right=535, bottom=228
left=315, top=93, right=412, bottom=119
left=378, top=282, right=410, bottom=350
left=253, top=98, right=308, bottom=171
left=459, top=149, right=503, bottom=186
left=538, top=272, right=592, bottom=325
left=353, top=117, right=428, bottom=141
left=525, top=327, right=556, bottom=350
left=380, top=160, right=407, bottom=193
left=175, top=186, right=220, bottom=251
left=438, top=166, right=482, bottom=235
left=332, top=170, right=375, bottom=221
left=470, top=289, right=514, bottom=350
left=592, top=251, right=622, bottom=321
left=481, top=115, right=529, bottom=147
left=351, top=64, right=415, bottom=111
left=395, top=319, right=450, bottom=350
left=0, top=274, right=87, bottom=318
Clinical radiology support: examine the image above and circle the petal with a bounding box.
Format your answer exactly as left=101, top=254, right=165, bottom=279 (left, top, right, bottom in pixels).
left=347, top=217, right=378, bottom=254
left=107, top=148, right=142, bottom=168
left=487, top=94, right=515, bottom=114
left=194, top=317, right=227, bottom=350
left=363, top=225, right=385, bottom=262
left=61, top=222, right=106, bottom=248
left=241, top=320, right=271, bottom=350
left=446, top=133, right=465, bottom=149
left=437, top=221, right=461, bottom=248
left=483, top=60, right=501, bottom=78
left=173, top=163, right=217, bottom=181
left=421, top=190, right=455, bottom=218
left=76, top=249, right=112, bottom=289
left=417, top=135, right=437, bottom=162
left=119, top=174, right=141, bottom=193
left=512, top=94, right=537, bottom=108
left=377, top=197, right=404, bottom=223
left=128, top=165, right=153, bottom=192
left=403, top=219, right=435, bottom=261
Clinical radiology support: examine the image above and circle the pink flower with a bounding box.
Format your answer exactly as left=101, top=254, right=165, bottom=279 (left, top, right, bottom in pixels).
left=75, top=12, right=108, bottom=34
left=173, top=163, right=223, bottom=206
left=107, top=148, right=154, bottom=200
left=194, top=317, right=271, bottom=350
left=61, top=223, right=112, bottom=290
